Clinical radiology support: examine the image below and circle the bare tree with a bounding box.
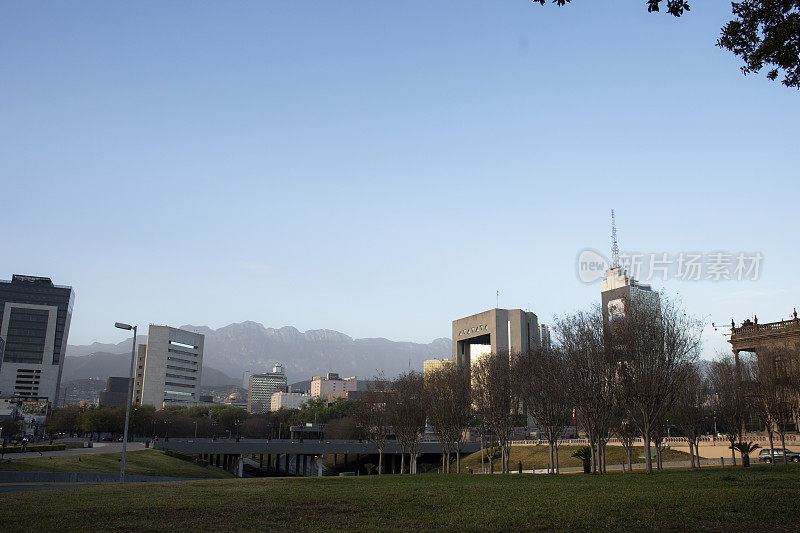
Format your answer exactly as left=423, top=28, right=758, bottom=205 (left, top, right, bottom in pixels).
left=472, top=352, right=516, bottom=474
left=388, top=371, right=427, bottom=474
left=352, top=375, right=391, bottom=474
left=513, top=347, right=572, bottom=474
left=742, top=349, right=795, bottom=465
left=615, top=415, right=638, bottom=471
left=708, top=352, right=745, bottom=466
left=672, top=363, right=710, bottom=468
left=764, top=345, right=799, bottom=464
left=556, top=307, right=616, bottom=474
left=614, top=295, right=701, bottom=474
left=425, top=365, right=471, bottom=473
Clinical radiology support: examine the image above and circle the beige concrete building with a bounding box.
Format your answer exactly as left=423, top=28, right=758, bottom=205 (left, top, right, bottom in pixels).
left=132, top=325, right=204, bottom=408
left=271, top=391, right=309, bottom=411
left=452, top=308, right=539, bottom=367
left=310, top=373, right=357, bottom=399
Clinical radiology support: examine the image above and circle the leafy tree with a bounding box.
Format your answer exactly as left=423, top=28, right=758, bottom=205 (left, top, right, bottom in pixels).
left=48, top=405, right=83, bottom=435
left=78, top=406, right=123, bottom=438
left=535, top=0, right=800, bottom=89
left=128, top=405, right=156, bottom=438
left=241, top=416, right=270, bottom=439
left=717, top=1, right=800, bottom=88
left=323, top=416, right=359, bottom=440
left=0, top=417, right=21, bottom=440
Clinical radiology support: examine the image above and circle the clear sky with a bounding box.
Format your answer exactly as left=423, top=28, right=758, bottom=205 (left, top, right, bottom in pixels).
left=2, top=1, right=798, bottom=358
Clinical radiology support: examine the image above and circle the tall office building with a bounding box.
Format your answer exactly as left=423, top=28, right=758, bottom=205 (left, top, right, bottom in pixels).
left=600, top=266, right=660, bottom=324
left=600, top=209, right=660, bottom=324
left=538, top=324, right=551, bottom=349
left=452, top=308, right=539, bottom=367
left=132, top=325, right=204, bottom=408
left=0, top=275, right=74, bottom=406
left=248, top=363, right=287, bottom=413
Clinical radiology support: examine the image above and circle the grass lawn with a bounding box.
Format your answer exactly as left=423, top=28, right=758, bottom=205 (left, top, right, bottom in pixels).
left=457, top=445, right=692, bottom=472
left=1, top=464, right=799, bottom=531
left=0, top=449, right=233, bottom=479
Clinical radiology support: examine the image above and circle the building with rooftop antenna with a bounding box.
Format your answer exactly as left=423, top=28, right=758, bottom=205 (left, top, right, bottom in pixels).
left=600, top=211, right=659, bottom=323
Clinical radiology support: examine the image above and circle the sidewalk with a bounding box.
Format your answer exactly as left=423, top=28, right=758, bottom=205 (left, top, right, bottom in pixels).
left=478, top=458, right=738, bottom=475
left=0, top=442, right=146, bottom=460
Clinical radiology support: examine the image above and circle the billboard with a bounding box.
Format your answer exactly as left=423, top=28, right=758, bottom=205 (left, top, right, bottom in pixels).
left=20, top=399, right=48, bottom=417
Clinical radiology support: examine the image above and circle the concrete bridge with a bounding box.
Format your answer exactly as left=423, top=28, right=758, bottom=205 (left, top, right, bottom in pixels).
left=153, top=438, right=482, bottom=477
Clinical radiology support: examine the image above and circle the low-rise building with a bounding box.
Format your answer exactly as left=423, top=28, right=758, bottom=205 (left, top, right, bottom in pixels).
left=99, top=377, right=129, bottom=407
left=310, top=373, right=357, bottom=399
left=423, top=358, right=453, bottom=377
left=270, top=391, right=309, bottom=411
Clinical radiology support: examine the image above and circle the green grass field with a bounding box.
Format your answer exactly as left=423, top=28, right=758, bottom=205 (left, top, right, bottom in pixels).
left=0, top=449, right=234, bottom=478
left=457, top=445, right=692, bottom=472
left=2, top=465, right=799, bottom=531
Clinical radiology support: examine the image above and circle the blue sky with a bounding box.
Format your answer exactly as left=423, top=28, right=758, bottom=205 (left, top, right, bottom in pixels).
left=2, top=1, right=798, bottom=358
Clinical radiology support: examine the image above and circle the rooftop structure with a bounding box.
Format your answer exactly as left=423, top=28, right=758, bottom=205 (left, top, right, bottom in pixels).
left=452, top=308, right=539, bottom=367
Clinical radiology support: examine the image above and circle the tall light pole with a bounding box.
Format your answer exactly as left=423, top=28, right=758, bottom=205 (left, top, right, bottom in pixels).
left=115, top=321, right=137, bottom=484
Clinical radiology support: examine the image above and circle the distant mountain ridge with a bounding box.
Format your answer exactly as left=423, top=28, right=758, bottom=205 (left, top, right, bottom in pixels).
left=67, top=321, right=452, bottom=384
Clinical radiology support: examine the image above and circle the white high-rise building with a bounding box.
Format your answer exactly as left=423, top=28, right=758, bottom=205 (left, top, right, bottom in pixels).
left=133, top=325, right=204, bottom=408
left=538, top=324, right=551, bottom=349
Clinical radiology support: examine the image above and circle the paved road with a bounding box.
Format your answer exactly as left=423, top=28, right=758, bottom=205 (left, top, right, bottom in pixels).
left=1, top=442, right=146, bottom=460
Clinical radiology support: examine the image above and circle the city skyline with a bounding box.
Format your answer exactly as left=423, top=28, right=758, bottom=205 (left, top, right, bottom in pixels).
left=2, top=2, right=797, bottom=360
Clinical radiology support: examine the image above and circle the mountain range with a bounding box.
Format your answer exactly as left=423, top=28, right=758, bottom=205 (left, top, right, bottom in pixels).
left=65, top=321, right=452, bottom=385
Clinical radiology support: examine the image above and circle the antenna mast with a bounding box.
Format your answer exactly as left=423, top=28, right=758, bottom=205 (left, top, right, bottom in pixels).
left=611, top=209, right=619, bottom=268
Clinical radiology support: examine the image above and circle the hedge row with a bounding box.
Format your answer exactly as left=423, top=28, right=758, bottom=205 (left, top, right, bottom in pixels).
left=1, top=443, right=67, bottom=453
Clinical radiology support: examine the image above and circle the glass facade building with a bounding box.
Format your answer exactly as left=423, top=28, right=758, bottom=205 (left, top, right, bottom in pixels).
left=0, top=275, right=75, bottom=405
left=248, top=363, right=287, bottom=413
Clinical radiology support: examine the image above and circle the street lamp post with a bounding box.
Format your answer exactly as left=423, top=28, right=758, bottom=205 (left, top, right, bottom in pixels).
left=115, top=321, right=137, bottom=484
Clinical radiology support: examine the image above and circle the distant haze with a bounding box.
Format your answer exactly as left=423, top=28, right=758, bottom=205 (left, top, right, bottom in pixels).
left=66, top=321, right=451, bottom=384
